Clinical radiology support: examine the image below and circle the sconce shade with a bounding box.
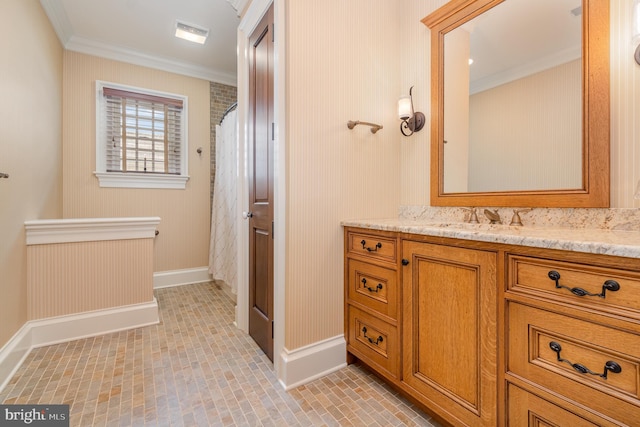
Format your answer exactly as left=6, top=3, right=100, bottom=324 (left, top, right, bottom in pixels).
left=398, top=86, right=425, bottom=136
left=398, top=96, right=413, bottom=120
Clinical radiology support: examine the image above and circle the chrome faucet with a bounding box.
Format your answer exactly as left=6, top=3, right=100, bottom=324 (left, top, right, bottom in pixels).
left=483, top=209, right=502, bottom=224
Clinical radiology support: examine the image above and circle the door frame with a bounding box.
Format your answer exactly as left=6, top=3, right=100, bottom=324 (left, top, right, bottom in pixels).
left=237, top=0, right=286, bottom=378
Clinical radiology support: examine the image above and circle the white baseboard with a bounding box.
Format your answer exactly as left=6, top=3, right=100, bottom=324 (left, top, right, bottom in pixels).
left=0, top=325, right=32, bottom=395
left=153, top=267, right=211, bottom=289
left=278, top=335, right=347, bottom=390
left=0, top=299, right=159, bottom=393
left=29, top=299, right=159, bottom=348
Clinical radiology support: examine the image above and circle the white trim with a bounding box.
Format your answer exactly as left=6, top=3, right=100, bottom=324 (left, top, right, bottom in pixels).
left=24, top=217, right=161, bottom=245
left=236, top=0, right=278, bottom=343
left=272, top=0, right=287, bottom=380
left=0, top=325, right=32, bottom=394
left=470, top=45, right=582, bottom=94
left=0, top=300, right=159, bottom=393
left=95, top=81, right=190, bottom=190
left=237, top=0, right=289, bottom=383
left=234, top=0, right=250, bottom=17
left=94, top=172, right=189, bottom=189
left=67, top=36, right=237, bottom=86
left=278, top=335, right=347, bottom=391
left=153, top=267, right=211, bottom=289
left=39, top=0, right=73, bottom=45
left=38, top=0, right=237, bottom=85
left=29, top=300, right=159, bottom=349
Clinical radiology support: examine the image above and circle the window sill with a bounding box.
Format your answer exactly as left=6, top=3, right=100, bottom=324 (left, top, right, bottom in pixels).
left=94, top=172, right=189, bottom=189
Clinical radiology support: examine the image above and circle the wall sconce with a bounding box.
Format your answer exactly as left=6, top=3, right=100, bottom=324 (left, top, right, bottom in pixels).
left=634, top=0, right=640, bottom=65
left=398, top=86, right=425, bottom=136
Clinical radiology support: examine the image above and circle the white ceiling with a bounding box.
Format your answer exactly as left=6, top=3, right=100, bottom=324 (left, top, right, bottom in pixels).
left=40, top=0, right=241, bottom=85
left=40, top=0, right=582, bottom=91
left=463, top=0, right=582, bottom=94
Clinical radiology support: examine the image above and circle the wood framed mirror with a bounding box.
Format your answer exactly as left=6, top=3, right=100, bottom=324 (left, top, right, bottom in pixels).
left=423, top=0, right=609, bottom=207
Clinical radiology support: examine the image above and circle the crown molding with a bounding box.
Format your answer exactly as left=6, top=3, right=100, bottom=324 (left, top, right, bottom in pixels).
left=470, top=45, right=581, bottom=95
left=39, top=0, right=237, bottom=86
left=39, top=0, right=73, bottom=45
left=234, top=0, right=251, bottom=17
left=67, top=36, right=237, bottom=85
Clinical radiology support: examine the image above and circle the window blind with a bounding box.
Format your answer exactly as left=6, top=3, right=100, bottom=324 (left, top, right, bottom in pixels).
left=103, top=87, right=183, bottom=175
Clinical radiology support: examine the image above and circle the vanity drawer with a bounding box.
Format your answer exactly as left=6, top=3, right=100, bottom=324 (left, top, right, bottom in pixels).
left=507, top=302, right=640, bottom=424
left=347, top=306, right=399, bottom=379
left=508, top=255, right=640, bottom=317
left=507, top=383, right=616, bottom=427
left=346, top=230, right=397, bottom=264
left=347, top=259, right=397, bottom=320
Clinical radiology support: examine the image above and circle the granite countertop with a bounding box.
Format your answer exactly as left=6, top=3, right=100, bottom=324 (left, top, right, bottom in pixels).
left=341, top=217, right=640, bottom=259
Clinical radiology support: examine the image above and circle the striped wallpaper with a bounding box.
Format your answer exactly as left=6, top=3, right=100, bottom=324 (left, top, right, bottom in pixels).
left=284, top=0, right=402, bottom=349
left=282, top=0, right=640, bottom=352
left=27, top=239, right=154, bottom=320
left=609, top=0, right=640, bottom=208
left=61, top=52, right=212, bottom=272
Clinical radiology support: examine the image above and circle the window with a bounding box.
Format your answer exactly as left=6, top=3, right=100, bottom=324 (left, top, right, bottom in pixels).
left=95, top=81, right=189, bottom=189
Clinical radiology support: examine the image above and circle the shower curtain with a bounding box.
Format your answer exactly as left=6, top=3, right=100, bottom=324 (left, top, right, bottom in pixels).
left=209, top=108, right=238, bottom=294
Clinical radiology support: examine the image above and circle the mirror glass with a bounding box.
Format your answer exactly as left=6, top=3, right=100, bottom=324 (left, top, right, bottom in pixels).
left=423, top=0, right=609, bottom=208
left=443, top=0, right=583, bottom=193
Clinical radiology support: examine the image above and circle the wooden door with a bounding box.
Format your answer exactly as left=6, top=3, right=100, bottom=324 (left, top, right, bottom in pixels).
left=402, top=240, right=497, bottom=426
left=248, top=5, right=274, bottom=362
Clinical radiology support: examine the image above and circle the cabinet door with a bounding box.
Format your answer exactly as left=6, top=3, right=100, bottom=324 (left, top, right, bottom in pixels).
left=402, top=241, right=497, bottom=427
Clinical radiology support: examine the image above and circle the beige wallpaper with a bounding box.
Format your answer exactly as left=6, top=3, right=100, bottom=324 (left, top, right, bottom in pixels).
left=282, top=0, right=639, bottom=353
left=62, top=52, right=211, bottom=272
left=0, top=0, right=62, bottom=347
left=400, top=0, right=640, bottom=208
left=28, top=239, right=154, bottom=320
left=610, top=0, right=640, bottom=208
left=467, top=60, right=582, bottom=192
left=284, top=0, right=402, bottom=349
left=399, top=0, right=448, bottom=207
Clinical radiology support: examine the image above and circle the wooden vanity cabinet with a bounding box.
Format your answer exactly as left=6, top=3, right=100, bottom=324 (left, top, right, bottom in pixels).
left=344, top=228, right=402, bottom=381
left=504, top=249, right=640, bottom=426
left=344, top=226, right=640, bottom=426
left=401, top=239, right=498, bottom=426
left=344, top=227, right=498, bottom=426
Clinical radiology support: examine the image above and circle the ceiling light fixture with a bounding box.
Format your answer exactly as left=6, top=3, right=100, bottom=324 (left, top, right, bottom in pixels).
left=175, top=21, right=209, bottom=44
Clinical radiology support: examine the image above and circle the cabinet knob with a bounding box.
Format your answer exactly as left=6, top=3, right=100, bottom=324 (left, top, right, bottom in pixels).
left=402, top=259, right=409, bottom=266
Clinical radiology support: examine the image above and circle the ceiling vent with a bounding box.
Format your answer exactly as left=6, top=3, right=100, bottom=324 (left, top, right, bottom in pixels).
left=175, top=21, right=209, bottom=45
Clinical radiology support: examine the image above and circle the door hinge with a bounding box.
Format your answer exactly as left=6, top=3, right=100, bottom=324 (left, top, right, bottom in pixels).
left=271, top=321, right=274, bottom=339
left=272, top=24, right=275, bottom=43
left=271, top=221, right=274, bottom=239
left=272, top=122, right=275, bottom=141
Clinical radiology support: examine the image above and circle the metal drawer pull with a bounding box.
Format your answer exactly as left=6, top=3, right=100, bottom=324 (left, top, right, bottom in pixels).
left=548, top=270, right=620, bottom=298
left=549, top=341, right=622, bottom=379
left=360, top=239, right=382, bottom=252
left=362, top=327, right=383, bottom=346
left=361, top=278, right=383, bottom=293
